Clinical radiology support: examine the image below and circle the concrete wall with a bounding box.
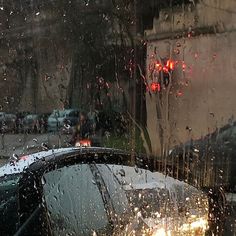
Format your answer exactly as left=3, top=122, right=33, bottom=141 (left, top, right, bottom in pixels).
left=0, top=2, right=130, bottom=114
left=145, top=0, right=236, bottom=155
left=0, top=4, right=72, bottom=113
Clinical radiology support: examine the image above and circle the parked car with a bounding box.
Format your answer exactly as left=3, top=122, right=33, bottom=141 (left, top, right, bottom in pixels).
left=0, top=148, right=209, bottom=235
left=47, top=109, right=79, bottom=132
left=22, top=114, right=40, bottom=133
left=0, top=112, right=16, bottom=133
left=22, top=113, right=50, bottom=133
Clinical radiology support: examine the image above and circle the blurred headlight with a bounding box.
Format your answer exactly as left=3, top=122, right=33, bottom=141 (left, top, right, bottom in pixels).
left=179, top=216, right=209, bottom=235
left=153, top=227, right=172, bottom=236
left=152, top=216, right=208, bottom=236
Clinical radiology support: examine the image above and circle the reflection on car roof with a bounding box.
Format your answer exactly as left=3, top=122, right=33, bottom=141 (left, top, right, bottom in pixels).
left=0, top=147, right=129, bottom=177
left=0, top=148, right=73, bottom=176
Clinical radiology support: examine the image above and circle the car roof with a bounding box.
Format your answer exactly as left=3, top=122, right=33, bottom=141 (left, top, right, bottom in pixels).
left=0, top=147, right=132, bottom=177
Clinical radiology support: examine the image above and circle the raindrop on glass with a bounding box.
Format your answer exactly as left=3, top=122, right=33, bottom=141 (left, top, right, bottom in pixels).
left=33, top=138, right=38, bottom=143
left=119, top=169, right=125, bottom=177
left=41, top=176, right=46, bottom=185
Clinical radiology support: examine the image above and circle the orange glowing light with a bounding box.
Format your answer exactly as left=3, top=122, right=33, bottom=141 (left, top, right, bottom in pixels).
left=166, top=59, right=175, bottom=71
left=169, top=61, right=175, bottom=70
left=155, top=63, right=162, bottom=71
left=166, top=60, right=170, bottom=67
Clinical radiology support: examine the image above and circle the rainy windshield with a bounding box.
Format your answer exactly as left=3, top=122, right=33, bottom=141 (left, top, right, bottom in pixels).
left=0, top=0, right=235, bottom=235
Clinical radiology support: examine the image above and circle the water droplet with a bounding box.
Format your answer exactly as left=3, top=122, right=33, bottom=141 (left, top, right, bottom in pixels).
left=174, top=48, right=180, bottom=55
left=134, top=207, right=139, bottom=212
left=41, top=176, right=46, bottom=185
left=92, top=231, right=97, bottom=236
left=176, top=42, right=181, bottom=47
left=12, top=153, right=19, bottom=161
left=33, top=138, right=38, bottom=143
left=164, top=13, right=169, bottom=21
left=186, top=126, right=192, bottom=131
left=41, top=143, right=49, bottom=150
left=64, top=123, right=71, bottom=129
left=119, top=169, right=125, bottom=177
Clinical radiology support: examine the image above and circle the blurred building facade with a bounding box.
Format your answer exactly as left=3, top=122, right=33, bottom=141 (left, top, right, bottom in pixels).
left=145, top=0, right=236, bottom=156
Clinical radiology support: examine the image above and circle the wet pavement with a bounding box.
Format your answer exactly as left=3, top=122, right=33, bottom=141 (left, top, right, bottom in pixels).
left=0, top=133, right=72, bottom=168
left=0, top=133, right=72, bottom=159
left=0, top=158, right=7, bottom=167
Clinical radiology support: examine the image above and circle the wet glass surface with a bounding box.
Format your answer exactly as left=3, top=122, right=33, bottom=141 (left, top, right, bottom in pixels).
left=0, top=0, right=235, bottom=235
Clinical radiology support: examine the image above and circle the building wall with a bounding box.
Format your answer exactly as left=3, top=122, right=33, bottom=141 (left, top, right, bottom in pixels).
left=145, top=0, right=236, bottom=155
left=0, top=4, right=73, bottom=113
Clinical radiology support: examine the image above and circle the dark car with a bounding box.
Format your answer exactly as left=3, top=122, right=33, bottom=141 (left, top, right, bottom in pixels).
left=0, top=148, right=208, bottom=236
left=169, top=121, right=236, bottom=191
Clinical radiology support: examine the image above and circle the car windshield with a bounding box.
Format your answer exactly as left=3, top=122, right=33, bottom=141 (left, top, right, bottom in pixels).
left=0, top=0, right=235, bottom=235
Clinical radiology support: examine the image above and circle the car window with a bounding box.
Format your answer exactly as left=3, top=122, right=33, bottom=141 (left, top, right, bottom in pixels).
left=43, top=164, right=110, bottom=236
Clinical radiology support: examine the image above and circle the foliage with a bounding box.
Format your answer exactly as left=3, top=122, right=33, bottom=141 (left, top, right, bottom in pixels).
left=103, top=131, right=146, bottom=154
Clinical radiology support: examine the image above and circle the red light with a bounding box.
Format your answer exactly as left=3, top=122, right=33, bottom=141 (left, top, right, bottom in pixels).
left=150, top=82, right=161, bottom=92
left=163, top=66, right=169, bottom=73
